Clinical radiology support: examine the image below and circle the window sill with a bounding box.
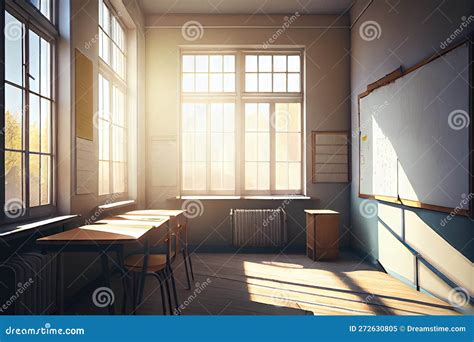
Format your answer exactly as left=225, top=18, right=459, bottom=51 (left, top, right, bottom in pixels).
left=98, top=200, right=136, bottom=210
left=177, top=195, right=312, bottom=200
left=0, top=215, right=80, bottom=238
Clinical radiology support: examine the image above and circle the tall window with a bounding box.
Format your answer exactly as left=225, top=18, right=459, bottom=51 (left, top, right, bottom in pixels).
left=3, top=6, right=55, bottom=220
left=180, top=51, right=303, bottom=195
left=98, top=0, right=127, bottom=195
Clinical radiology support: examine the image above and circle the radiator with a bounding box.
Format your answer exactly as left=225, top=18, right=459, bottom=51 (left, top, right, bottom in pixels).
left=0, top=252, right=57, bottom=315
left=231, top=209, right=287, bottom=247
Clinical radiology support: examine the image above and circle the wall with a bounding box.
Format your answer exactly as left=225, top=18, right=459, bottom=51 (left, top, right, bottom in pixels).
left=144, top=14, right=351, bottom=250
left=56, top=0, right=146, bottom=298
left=350, top=0, right=473, bottom=305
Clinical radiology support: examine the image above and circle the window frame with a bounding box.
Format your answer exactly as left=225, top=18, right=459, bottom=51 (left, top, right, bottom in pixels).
left=179, top=48, right=304, bottom=196
left=1, top=1, right=57, bottom=223
left=97, top=0, right=128, bottom=197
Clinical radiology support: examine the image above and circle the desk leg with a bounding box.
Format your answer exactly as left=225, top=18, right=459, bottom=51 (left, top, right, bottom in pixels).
left=55, top=252, right=64, bottom=314
left=100, top=253, right=115, bottom=315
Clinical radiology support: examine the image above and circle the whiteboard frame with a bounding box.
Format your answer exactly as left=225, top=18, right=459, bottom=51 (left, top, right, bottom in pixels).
left=357, top=39, right=473, bottom=217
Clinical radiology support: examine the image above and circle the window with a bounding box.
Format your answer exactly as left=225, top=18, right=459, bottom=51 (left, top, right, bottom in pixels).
left=28, top=0, right=53, bottom=21
left=3, top=6, right=55, bottom=220
left=99, top=0, right=126, bottom=79
left=98, top=0, right=127, bottom=196
left=180, top=51, right=303, bottom=195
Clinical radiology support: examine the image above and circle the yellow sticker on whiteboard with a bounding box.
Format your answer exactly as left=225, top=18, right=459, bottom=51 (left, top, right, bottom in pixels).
left=362, top=135, right=368, bottom=142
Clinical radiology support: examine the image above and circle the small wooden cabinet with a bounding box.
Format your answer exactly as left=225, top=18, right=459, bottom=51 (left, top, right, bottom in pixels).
left=305, top=210, right=340, bottom=260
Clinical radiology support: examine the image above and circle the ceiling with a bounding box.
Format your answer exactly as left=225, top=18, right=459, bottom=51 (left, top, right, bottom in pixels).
left=136, top=0, right=355, bottom=15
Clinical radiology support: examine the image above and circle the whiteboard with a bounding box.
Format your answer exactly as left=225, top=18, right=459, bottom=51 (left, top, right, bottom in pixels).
left=359, top=42, right=471, bottom=211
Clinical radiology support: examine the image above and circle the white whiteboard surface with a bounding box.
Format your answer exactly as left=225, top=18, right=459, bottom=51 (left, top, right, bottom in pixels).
left=359, top=43, right=470, bottom=210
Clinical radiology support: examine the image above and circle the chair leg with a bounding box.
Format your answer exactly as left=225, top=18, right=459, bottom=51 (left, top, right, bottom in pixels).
left=152, top=273, right=167, bottom=315
left=187, top=247, right=195, bottom=281
left=182, top=249, right=191, bottom=290
left=167, top=265, right=180, bottom=314
left=163, top=270, right=173, bottom=315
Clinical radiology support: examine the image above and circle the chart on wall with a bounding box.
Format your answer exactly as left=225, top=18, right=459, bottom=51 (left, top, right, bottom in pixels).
left=359, top=42, right=471, bottom=212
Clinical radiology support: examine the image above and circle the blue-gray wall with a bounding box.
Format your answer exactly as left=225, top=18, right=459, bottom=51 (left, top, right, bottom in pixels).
left=350, top=0, right=474, bottom=264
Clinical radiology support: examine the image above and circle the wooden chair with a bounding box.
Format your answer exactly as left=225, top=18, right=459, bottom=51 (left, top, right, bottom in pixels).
left=123, top=223, right=180, bottom=315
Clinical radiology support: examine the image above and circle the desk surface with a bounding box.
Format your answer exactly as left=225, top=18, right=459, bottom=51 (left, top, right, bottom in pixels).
left=37, top=220, right=168, bottom=245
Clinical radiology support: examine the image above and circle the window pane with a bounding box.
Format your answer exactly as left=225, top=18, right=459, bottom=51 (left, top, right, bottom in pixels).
left=223, top=74, right=235, bottom=92
left=288, top=55, right=300, bottom=72
left=40, top=38, right=51, bottom=97
left=112, top=126, right=125, bottom=161
left=112, top=87, right=125, bottom=126
left=273, top=73, right=286, bottom=92
left=99, top=30, right=110, bottom=63
left=258, top=103, right=270, bottom=131
left=245, top=103, right=258, bottom=131
left=40, top=99, right=51, bottom=153
left=182, top=56, right=194, bottom=72
left=276, top=162, right=288, bottom=190
left=29, top=94, right=40, bottom=152
left=210, top=55, right=223, bottom=72
left=210, top=73, right=223, bottom=92
left=289, top=163, right=301, bottom=190
left=273, top=55, right=286, bottom=72
left=257, top=162, right=270, bottom=189
left=99, top=160, right=110, bottom=195
left=5, top=151, right=23, bottom=205
left=29, top=30, right=40, bottom=93
left=195, top=55, right=208, bottom=72
left=40, top=155, right=50, bottom=205
left=288, top=73, right=300, bottom=92
left=257, top=133, right=270, bottom=161
left=40, top=0, right=51, bottom=20
left=99, top=74, right=110, bottom=119
left=245, top=162, right=257, bottom=189
left=99, top=119, right=110, bottom=160
left=288, top=133, right=301, bottom=161
left=276, top=133, right=288, bottom=161
left=223, top=55, right=235, bottom=72
left=195, top=73, right=208, bottom=92
left=29, top=154, right=40, bottom=207
left=245, top=73, right=257, bottom=92
left=258, top=73, right=272, bottom=92
left=182, top=103, right=195, bottom=131
left=289, top=103, right=301, bottom=131
left=5, top=12, right=23, bottom=86
left=182, top=74, right=195, bottom=92
left=245, top=55, right=257, bottom=72
left=113, top=162, right=126, bottom=193
left=5, top=85, right=23, bottom=150
left=258, top=55, right=272, bottom=72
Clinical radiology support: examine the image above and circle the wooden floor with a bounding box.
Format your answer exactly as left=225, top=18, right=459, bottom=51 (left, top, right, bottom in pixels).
left=69, top=253, right=459, bottom=315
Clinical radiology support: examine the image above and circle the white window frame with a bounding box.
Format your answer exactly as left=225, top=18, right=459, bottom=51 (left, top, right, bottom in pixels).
left=179, top=48, right=304, bottom=196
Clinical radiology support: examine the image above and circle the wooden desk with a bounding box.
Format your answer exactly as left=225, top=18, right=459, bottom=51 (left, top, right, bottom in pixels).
left=37, top=220, right=169, bottom=314
left=305, top=210, right=340, bottom=261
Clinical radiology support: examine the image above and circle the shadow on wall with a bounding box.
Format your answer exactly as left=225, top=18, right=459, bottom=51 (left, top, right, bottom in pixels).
left=357, top=199, right=473, bottom=311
